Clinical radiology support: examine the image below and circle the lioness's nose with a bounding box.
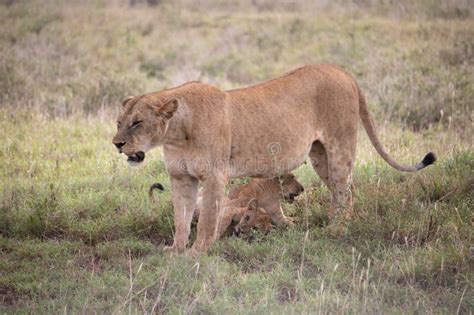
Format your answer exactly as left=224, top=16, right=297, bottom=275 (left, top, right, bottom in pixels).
left=114, top=141, right=126, bottom=149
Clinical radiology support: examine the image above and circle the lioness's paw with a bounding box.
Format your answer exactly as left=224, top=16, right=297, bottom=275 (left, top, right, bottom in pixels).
left=328, top=206, right=353, bottom=223
left=187, top=248, right=203, bottom=258
left=163, top=245, right=179, bottom=255
left=327, top=225, right=348, bottom=238
left=189, top=242, right=210, bottom=257
left=327, top=219, right=349, bottom=238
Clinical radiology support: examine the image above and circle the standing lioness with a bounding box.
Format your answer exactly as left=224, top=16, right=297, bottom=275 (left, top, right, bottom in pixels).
left=112, top=65, right=435, bottom=255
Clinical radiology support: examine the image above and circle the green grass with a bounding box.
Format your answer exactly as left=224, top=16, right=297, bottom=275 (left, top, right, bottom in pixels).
left=1, top=0, right=473, bottom=313
left=0, top=112, right=472, bottom=313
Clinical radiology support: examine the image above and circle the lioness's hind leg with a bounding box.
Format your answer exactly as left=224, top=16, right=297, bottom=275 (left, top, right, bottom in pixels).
left=309, top=141, right=335, bottom=192
left=325, top=141, right=356, bottom=221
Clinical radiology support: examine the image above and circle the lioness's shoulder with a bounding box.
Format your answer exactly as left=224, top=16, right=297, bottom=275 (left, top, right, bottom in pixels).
left=168, top=81, right=225, bottom=107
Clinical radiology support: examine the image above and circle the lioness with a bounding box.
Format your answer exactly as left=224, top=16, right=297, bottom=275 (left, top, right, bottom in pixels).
left=113, top=64, right=436, bottom=255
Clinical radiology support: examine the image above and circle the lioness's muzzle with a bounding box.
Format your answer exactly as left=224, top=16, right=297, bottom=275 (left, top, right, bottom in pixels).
left=127, top=151, right=145, bottom=163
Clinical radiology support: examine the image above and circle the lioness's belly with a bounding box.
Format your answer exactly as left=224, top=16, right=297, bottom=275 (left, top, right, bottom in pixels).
left=228, top=149, right=311, bottom=178
left=228, top=122, right=318, bottom=178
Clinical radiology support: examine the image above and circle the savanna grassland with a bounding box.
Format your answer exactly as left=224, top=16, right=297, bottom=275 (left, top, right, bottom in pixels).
left=0, top=0, right=473, bottom=313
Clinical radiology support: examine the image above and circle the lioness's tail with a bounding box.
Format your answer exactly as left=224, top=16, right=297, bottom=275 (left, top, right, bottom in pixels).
left=358, top=85, right=436, bottom=172
left=148, top=183, right=165, bottom=200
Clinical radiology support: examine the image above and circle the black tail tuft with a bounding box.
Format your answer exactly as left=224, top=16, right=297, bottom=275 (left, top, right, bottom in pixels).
left=148, top=182, right=165, bottom=199
left=150, top=183, right=165, bottom=191
left=420, top=152, right=437, bottom=168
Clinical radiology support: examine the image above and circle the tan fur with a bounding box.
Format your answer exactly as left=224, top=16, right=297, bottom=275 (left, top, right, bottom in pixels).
left=213, top=199, right=273, bottom=240
left=193, top=173, right=303, bottom=239
left=233, top=199, right=273, bottom=240
left=225, top=173, right=304, bottom=227
left=113, top=64, right=435, bottom=255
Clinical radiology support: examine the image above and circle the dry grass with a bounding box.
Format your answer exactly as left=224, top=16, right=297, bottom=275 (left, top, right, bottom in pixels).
left=0, top=0, right=473, bottom=313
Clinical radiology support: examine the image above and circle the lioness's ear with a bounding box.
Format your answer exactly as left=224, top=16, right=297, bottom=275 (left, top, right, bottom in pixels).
left=247, top=198, right=258, bottom=211
left=159, top=98, right=179, bottom=119
left=122, top=96, right=135, bottom=108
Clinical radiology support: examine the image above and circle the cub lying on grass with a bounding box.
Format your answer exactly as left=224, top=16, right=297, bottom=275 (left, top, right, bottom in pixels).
left=216, top=198, right=273, bottom=240
left=225, top=173, right=304, bottom=227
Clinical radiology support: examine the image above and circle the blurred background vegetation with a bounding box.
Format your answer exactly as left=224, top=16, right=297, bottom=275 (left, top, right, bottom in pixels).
left=0, top=0, right=472, bottom=133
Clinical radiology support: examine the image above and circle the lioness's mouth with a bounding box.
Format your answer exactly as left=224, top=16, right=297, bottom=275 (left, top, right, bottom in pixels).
left=127, top=151, right=145, bottom=163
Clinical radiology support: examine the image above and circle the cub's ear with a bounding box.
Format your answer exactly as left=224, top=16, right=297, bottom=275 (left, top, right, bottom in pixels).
left=247, top=198, right=258, bottom=211
left=159, top=98, right=179, bottom=119
left=122, top=96, right=135, bottom=108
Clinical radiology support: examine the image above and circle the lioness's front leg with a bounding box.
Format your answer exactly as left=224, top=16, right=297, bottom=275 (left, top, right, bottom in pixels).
left=191, top=173, right=226, bottom=254
left=215, top=206, right=236, bottom=239
left=165, top=175, right=198, bottom=254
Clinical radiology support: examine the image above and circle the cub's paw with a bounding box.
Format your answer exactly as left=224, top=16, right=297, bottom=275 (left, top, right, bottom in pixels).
left=276, top=216, right=296, bottom=228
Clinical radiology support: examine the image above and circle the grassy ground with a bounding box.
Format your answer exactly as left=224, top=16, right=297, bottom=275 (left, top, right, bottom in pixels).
left=1, top=0, right=473, bottom=313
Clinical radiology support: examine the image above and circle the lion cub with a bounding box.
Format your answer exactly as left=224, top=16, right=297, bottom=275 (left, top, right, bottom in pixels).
left=217, top=198, right=273, bottom=239
left=225, top=173, right=304, bottom=227
left=196, top=173, right=304, bottom=238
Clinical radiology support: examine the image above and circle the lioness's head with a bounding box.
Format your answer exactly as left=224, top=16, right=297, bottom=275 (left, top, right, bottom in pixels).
left=234, top=199, right=273, bottom=240
left=112, top=96, right=178, bottom=165
left=280, top=173, right=304, bottom=203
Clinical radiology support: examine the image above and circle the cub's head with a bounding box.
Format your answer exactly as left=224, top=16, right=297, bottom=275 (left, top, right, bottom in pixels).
left=112, top=96, right=178, bottom=165
left=234, top=199, right=273, bottom=240
left=280, top=173, right=304, bottom=203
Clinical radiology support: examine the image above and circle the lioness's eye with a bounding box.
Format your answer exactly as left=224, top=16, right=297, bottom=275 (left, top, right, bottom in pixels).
left=131, top=120, right=142, bottom=128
